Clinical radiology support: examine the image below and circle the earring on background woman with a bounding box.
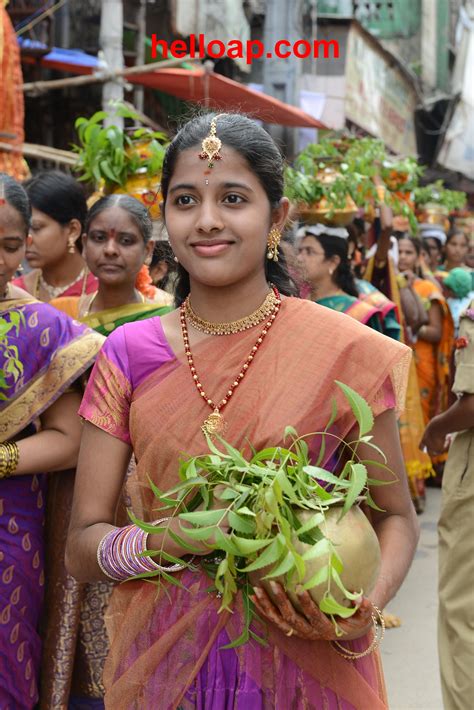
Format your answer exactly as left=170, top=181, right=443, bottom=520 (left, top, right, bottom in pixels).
left=267, top=227, right=281, bottom=262
left=68, top=236, right=76, bottom=254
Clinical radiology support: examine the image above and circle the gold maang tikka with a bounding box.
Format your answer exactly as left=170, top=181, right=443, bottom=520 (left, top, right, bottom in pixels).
left=267, top=227, right=281, bottom=261
left=199, top=114, right=225, bottom=168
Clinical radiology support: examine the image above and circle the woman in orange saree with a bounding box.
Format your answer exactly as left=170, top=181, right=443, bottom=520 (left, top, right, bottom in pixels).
left=397, top=237, right=454, bottom=425
left=66, top=114, right=418, bottom=709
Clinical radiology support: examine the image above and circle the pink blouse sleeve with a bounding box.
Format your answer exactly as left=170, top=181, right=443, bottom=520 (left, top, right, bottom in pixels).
left=369, top=375, right=397, bottom=418
left=79, top=327, right=132, bottom=444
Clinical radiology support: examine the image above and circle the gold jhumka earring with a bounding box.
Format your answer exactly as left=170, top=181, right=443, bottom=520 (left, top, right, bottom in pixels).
left=267, top=227, right=281, bottom=262
left=67, top=236, right=76, bottom=254
left=199, top=114, right=225, bottom=168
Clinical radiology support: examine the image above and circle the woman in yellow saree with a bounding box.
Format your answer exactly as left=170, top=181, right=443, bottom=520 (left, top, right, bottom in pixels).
left=66, top=114, right=418, bottom=709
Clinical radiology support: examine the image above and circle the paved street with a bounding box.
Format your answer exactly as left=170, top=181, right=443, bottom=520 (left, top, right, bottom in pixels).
left=382, top=488, right=443, bottom=710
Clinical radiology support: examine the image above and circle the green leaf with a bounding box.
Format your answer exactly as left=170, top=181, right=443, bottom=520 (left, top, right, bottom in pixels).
left=235, top=506, right=255, bottom=517
left=167, top=529, right=202, bottom=554
left=262, top=551, right=295, bottom=579
left=301, top=537, right=331, bottom=561
left=128, top=510, right=169, bottom=534
left=213, top=528, right=241, bottom=555
left=303, top=466, right=349, bottom=487
left=330, top=568, right=362, bottom=601
left=319, top=593, right=356, bottom=618
left=228, top=511, right=255, bottom=534
left=178, top=524, right=216, bottom=541
left=241, top=538, right=283, bottom=572
left=231, top=535, right=272, bottom=555
left=179, top=509, right=228, bottom=526
left=342, top=463, right=367, bottom=516
left=365, top=490, right=386, bottom=513
left=302, top=565, right=329, bottom=590
left=295, top=512, right=325, bottom=536
left=335, top=381, right=374, bottom=436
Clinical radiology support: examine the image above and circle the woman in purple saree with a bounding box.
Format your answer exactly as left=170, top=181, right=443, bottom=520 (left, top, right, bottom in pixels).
left=0, top=173, right=104, bottom=709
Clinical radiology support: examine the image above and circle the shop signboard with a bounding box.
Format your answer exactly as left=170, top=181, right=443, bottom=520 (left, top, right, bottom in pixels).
left=345, top=22, right=418, bottom=155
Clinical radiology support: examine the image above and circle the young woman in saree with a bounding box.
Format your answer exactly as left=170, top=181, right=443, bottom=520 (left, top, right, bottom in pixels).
left=0, top=174, right=104, bottom=709
left=67, top=113, right=419, bottom=710
left=44, top=195, right=174, bottom=709
left=13, top=171, right=98, bottom=300
left=296, top=224, right=384, bottom=332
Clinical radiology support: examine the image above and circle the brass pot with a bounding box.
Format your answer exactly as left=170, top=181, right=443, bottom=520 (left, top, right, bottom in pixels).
left=259, top=505, right=381, bottom=611
left=113, top=170, right=162, bottom=219
left=416, top=202, right=450, bottom=232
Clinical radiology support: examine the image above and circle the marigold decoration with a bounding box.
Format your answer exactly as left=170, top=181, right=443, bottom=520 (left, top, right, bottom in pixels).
left=135, top=264, right=156, bottom=299
left=0, top=5, right=29, bottom=180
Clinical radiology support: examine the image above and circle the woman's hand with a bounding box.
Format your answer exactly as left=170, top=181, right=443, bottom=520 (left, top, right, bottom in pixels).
left=250, top=581, right=373, bottom=641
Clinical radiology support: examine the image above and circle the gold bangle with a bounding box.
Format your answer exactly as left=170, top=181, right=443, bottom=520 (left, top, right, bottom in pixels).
left=0, top=442, right=19, bottom=479
left=332, top=605, right=385, bottom=660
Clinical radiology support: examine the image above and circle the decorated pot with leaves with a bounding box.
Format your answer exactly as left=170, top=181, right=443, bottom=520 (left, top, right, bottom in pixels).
left=134, top=382, right=390, bottom=645
left=113, top=170, right=162, bottom=219
left=259, top=505, right=380, bottom=613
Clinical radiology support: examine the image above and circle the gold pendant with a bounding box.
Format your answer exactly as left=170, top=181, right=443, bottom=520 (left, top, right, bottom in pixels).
left=202, top=409, right=227, bottom=437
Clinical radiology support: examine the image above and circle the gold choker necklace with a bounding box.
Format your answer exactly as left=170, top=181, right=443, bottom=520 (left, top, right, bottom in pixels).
left=184, top=288, right=280, bottom=335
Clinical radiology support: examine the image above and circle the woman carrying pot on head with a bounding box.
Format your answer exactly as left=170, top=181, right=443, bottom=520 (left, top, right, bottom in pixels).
left=51, top=194, right=174, bottom=331
left=0, top=174, right=104, bottom=710
left=66, top=113, right=418, bottom=710
left=13, top=171, right=98, bottom=300
left=45, top=195, right=174, bottom=709
left=296, top=224, right=384, bottom=332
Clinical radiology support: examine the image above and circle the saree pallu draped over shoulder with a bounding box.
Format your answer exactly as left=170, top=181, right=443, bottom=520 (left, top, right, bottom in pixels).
left=0, top=297, right=104, bottom=710
left=82, top=299, right=411, bottom=710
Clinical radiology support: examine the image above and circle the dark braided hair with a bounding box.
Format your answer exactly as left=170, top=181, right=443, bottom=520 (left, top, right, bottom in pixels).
left=308, top=232, right=359, bottom=298
left=160, top=112, right=297, bottom=305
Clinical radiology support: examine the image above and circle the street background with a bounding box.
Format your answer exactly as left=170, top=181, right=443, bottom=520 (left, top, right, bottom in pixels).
left=383, top=489, right=443, bottom=710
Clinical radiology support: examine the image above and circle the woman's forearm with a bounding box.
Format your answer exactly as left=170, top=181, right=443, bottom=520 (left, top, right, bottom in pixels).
left=370, top=512, right=419, bottom=609
left=66, top=522, right=117, bottom=582
left=12, top=428, right=81, bottom=476
left=418, top=324, right=441, bottom=343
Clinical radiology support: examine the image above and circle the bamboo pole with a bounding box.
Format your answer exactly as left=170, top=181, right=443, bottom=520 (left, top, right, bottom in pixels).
left=0, top=141, right=77, bottom=165
left=22, top=55, right=195, bottom=95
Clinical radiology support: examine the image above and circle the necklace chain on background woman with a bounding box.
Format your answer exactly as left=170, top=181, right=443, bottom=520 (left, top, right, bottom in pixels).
left=184, top=288, right=279, bottom=335
left=36, top=268, right=86, bottom=300
left=180, top=286, right=282, bottom=436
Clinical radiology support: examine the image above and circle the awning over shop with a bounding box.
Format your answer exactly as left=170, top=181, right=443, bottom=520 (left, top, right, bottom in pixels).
left=18, top=41, right=327, bottom=128
left=127, top=69, right=326, bottom=128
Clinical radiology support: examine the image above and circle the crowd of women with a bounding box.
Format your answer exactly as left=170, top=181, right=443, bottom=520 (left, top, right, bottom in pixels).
left=0, top=111, right=471, bottom=709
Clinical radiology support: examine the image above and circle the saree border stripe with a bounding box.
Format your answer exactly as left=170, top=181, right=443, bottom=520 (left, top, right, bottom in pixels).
left=1, top=331, right=104, bottom=440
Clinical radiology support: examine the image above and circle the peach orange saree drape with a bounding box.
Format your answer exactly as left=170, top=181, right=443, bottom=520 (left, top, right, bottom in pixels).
left=83, top=299, right=411, bottom=709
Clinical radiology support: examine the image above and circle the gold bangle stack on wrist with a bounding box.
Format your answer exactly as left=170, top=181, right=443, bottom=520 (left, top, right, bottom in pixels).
left=0, top=442, right=19, bottom=479
left=332, top=604, right=385, bottom=660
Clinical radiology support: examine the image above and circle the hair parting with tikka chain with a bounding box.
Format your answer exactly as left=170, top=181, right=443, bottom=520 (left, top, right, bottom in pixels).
left=160, top=112, right=297, bottom=305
